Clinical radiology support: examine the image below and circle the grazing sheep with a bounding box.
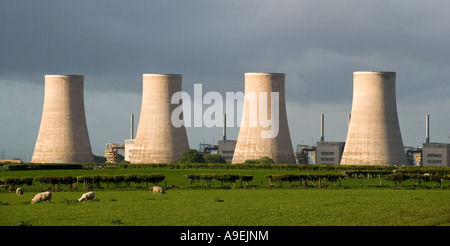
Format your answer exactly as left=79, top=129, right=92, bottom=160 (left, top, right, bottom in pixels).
left=152, top=186, right=166, bottom=194
left=31, top=191, right=52, bottom=204
left=16, top=187, right=23, bottom=196
left=78, top=191, right=95, bottom=202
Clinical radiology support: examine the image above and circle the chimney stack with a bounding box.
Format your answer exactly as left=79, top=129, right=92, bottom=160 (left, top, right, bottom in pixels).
left=426, top=114, right=430, bottom=143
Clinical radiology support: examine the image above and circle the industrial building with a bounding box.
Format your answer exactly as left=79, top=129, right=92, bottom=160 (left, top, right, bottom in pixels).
left=130, top=74, right=189, bottom=164
left=104, top=143, right=124, bottom=163
left=316, top=141, right=345, bottom=165
left=313, top=114, right=345, bottom=165
left=123, top=114, right=136, bottom=162
left=295, top=145, right=316, bottom=164
left=419, top=114, right=450, bottom=167
left=124, top=139, right=135, bottom=162
left=218, top=140, right=237, bottom=163
left=31, top=75, right=94, bottom=164
left=232, top=73, right=296, bottom=164
left=422, top=143, right=450, bottom=167
left=341, top=71, right=406, bottom=166
left=405, top=147, right=422, bottom=166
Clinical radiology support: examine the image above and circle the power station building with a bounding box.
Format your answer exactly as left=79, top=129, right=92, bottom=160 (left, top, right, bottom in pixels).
left=130, top=74, right=189, bottom=164
left=218, top=140, right=237, bottom=163
left=123, top=114, right=136, bottom=162
left=341, top=71, right=406, bottom=166
left=316, top=141, right=345, bottom=165
left=31, top=75, right=94, bottom=163
left=420, top=114, right=450, bottom=167
left=232, top=73, right=296, bottom=164
left=422, top=143, right=450, bottom=167
left=26, top=71, right=444, bottom=166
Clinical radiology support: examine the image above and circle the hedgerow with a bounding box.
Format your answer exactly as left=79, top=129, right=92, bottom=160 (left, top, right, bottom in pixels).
left=3, top=163, right=450, bottom=175
left=265, top=173, right=346, bottom=188
left=0, top=174, right=165, bottom=192
left=183, top=173, right=253, bottom=188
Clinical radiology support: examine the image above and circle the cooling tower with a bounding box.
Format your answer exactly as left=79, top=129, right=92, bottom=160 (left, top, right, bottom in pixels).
left=232, top=73, right=296, bottom=164
left=341, top=71, right=406, bottom=166
left=31, top=75, right=94, bottom=163
left=130, top=74, right=189, bottom=164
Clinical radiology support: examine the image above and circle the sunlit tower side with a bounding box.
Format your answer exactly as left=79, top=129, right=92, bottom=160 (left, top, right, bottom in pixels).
left=232, top=73, right=296, bottom=164
left=130, top=74, right=189, bottom=164
left=31, top=75, right=94, bottom=163
left=341, top=71, right=406, bottom=166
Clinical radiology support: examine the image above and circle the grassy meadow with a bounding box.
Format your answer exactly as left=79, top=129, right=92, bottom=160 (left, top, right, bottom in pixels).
left=1, top=166, right=449, bottom=226
left=1, top=189, right=449, bottom=226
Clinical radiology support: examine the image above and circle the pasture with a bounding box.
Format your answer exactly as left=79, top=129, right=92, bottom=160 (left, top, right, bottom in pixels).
left=1, top=165, right=449, bottom=226
left=1, top=189, right=449, bottom=226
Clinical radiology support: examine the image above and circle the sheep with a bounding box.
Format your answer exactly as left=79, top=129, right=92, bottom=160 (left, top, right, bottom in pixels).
left=152, top=186, right=166, bottom=194
left=16, top=187, right=23, bottom=196
left=31, top=191, right=52, bottom=204
left=78, top=191, right=95, bottom=202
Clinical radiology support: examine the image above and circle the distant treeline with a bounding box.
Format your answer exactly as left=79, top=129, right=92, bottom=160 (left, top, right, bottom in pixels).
left=2, top=162, right=450, bottom=174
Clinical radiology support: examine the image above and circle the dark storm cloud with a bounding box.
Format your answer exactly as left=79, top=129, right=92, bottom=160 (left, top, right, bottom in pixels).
left=1, top=0, right=449, bottom=102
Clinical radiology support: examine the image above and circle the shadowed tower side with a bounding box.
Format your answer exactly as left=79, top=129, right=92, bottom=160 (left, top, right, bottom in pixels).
left=130, top=74, right=189, bottom=164
left=31, top=75, right=94, bottom=163
left=232, top=73, right=296, bottom=164
left=341, top=71, right=406, bottom=166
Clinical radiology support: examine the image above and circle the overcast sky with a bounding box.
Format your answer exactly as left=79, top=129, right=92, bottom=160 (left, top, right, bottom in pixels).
left=1, top=0, right=449, bottom=161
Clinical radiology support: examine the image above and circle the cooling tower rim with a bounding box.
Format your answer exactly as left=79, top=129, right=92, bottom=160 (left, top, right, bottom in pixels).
left=245, top=72, right=285, bottom=76
left=45, top=74, right=83, bottom=77
left=142, top=73, right=182, bottom=77
left=353, top=71, right=396, bottom=75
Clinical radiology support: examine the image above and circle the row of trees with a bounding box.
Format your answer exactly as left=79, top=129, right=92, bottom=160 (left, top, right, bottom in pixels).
left=0, top=174, right=165, bottom=192
left=184, top=173, right=254, bottom=188
left=2, top=171, right=449, bottom=192
left=265, top=172, right=450, bottom=189
left=265, top=173, right=346, bottom=188
left=178, top=150, right=277, bottom=165
left=384, top=173, right=449, bottom=188
left=178, top=149, right=226, bottom=163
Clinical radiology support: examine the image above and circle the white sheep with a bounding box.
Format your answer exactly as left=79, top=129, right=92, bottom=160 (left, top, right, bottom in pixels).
left=78, top=191, right=95, bottom=202
left=16, top=187, right=23, bottom=196
left=31, top=191, right=52, bottom=204
left=152, top=186, right=166, bottom=194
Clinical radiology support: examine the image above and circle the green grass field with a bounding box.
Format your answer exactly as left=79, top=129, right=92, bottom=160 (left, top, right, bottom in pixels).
left=1, top=188, right=449, bottom=226
left=1, top=168, right=449, bottom=226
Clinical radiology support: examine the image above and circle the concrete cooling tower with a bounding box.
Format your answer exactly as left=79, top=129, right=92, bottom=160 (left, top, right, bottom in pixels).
left=31, top=75, right=94, bottom=163
left=232, top=73, right=296, bottom=164
left=341, top=71, right=406, bottom=166
left=130, top=74, right=189, bottom=164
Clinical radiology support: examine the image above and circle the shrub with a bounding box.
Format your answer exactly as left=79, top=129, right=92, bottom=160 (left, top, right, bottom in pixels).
left=265, top=173, right=345, bottom=188
left=385, top=173, right=408, bottom=187
left=258, top=157, right=275, bottom=164
left=178, top=149, right=205, bottom=163
left=183, top=173, right=254, bottom=188
left=203, top=154, right=226, bottom=163
left=244, top=157, right=275, bottom=165
left=0, top=177, right=34, bottom=191
left=240, top=175, right=254, bottom=188
left=184, top=174, right=214, bottom=188
left=215, top=174, right=240, bottom=188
